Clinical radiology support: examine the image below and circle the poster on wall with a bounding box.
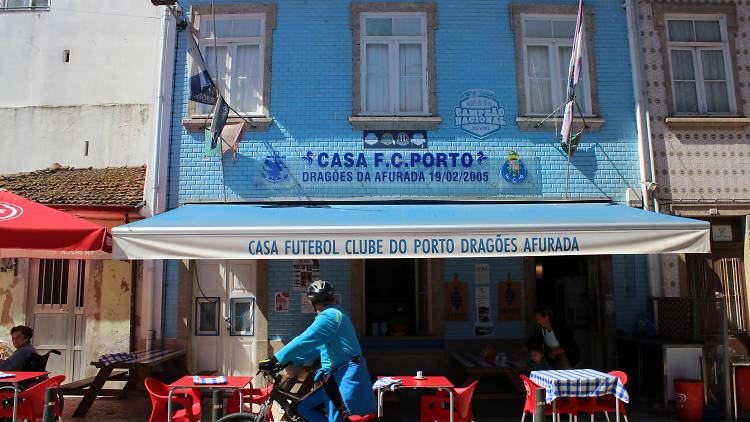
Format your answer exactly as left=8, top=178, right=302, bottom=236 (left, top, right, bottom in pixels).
left=293, top=259, right=320, bottom=291
left=275, top=292, right=289, bottom=312
left=474, top=286, right=495, bottom=336
left=445, top=274, right=468, bottom=322
left=498, top=273, right=522, bottom=321
left=475, top=264, right=489, bottom=285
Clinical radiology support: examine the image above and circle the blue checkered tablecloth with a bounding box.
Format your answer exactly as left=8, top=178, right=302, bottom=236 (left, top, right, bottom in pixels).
left=98, top=353, right=137, bottom=366
left=193, top=375, right=227, bottom=385
left=530, top=369, right=630, bottom=404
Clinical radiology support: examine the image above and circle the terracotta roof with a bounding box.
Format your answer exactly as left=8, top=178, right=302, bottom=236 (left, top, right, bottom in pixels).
left=0, top=165, right=146, bottom=207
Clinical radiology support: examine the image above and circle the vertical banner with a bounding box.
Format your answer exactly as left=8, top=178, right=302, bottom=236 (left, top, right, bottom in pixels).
left=475, top=264, right=489, bottom=285
left=293, top=259, right=320, bottom=291
left=475, top=286, right=495, bottom=336
left=445, top=274, right=468, bottom=322
left=498, top=272, right=522, bottom=321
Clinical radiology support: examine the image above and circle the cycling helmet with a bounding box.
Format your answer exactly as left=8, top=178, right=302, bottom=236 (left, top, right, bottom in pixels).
left=307, top=280, right=335, bottom=304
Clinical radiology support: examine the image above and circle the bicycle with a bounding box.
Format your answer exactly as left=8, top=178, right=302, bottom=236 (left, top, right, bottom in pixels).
left=216, top=365, right=384, bottom=422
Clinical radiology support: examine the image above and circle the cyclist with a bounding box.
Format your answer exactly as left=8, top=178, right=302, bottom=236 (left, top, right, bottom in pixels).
left=259, top=280, right=377, bottom=422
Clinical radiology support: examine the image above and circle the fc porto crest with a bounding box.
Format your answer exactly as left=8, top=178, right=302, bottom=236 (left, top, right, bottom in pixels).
left=501, top=151, right=527, bottom=184
left=262, top=152, right=288, bottom=183
left=454, top=89, right=506, bottom=139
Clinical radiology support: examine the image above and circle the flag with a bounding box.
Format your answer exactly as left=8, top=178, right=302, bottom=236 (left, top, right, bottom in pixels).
left=560, top=0, right=585, bottom=155
left=561, top=127, right=584, bottom=157
left=209, top=94, right=230, bottom=151
left=186, top=30, right=217, bottom=105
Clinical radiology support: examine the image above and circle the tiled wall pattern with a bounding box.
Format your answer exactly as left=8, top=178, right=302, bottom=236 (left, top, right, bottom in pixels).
left=639, top=0, right=750, bottom=202
left=162, top=0, right=651, bottom=337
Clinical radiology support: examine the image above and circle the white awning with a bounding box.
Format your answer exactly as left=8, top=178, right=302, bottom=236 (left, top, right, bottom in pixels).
left=112, top=202, right=710, bottom=260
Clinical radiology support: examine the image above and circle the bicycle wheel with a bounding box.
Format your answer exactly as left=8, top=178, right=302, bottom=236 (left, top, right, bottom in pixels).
left=216, top=413, right=259, bottom=422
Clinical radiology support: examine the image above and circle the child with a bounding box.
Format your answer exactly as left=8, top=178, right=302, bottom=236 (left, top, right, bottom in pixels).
left=526, top=345, right=551, bottom=371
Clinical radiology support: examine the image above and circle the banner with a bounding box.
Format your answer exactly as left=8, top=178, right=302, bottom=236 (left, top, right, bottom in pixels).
left=498, top=273, right=522, bottom=322
left=446, top=276, right=468, bottom=322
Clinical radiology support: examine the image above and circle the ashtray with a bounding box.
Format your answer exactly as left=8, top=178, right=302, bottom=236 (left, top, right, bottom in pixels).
left=414, top=376, right=427, bottom=380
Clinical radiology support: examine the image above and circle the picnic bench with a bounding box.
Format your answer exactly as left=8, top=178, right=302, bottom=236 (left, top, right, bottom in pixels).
left=450, top=350, right=527, bottom=399
left=66, top=348, right=187, bottom=417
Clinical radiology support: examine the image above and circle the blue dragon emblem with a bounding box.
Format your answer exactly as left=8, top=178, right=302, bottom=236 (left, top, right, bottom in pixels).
left=476, top=151, right=488, bottom=165
left=302, top=151, right=315, bottom=165
left=262, top=152, right=288, bottom=183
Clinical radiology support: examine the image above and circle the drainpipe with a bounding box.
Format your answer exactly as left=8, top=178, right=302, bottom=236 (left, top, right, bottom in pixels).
left=141, top=6, right=176, bottom=349
left=625, top=0, right=664, bottom=312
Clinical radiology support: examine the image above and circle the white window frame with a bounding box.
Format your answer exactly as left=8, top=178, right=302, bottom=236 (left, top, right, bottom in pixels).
left=359, top=12, right=429, bottom=116
left=196, top=13, right=265, bottom=117
left=665, top=15, right=736, bottom=115
left=1, top=0, right=49, bottom=10
left=521, top=14, right=592, bottom=116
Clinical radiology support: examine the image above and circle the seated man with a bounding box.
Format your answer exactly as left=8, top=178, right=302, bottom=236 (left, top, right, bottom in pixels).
left=0, top=326, right=36, bottom=371
left=259, top=280, right=377, bottom=422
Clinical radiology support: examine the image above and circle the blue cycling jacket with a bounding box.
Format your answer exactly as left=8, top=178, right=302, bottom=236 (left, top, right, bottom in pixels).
left=275, top=305, right=377, bottom=416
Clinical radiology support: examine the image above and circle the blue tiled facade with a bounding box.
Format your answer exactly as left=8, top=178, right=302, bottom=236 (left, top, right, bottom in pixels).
left=163, top=0, right=648, bottom=341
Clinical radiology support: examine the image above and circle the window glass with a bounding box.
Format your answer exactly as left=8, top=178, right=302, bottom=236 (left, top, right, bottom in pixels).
left=695, top=21, right=721, bottom=42
left=702, top=50, right=729, bottom=112
left=527, top=45, right=552, bottom=114
left=230, top=298, right=254, bottom=335
left=525, top=19, right=552, bottom=37
left=668, top=20, right=694, bottom=42
left=232, top=18, right=261, bottom=37
left=197, top=299, right=218, bottom=333
left=393, top=18, right=422, bottom=36
left=233, top=45, right=261, bottom=112
left=552, top=20, right=576, bottom=38
left=366, top=44, right=389, bottom=112
left=671, top=49, right=695, bottom=80
left=399, top=44, right=423, bottom=112
left=366, top=18, right=392, bottom=36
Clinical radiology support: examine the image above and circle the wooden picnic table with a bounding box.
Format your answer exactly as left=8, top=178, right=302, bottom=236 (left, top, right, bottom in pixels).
left=450, top=350, right=527, bottom=399
left=68, top=348, right=187, bottom=417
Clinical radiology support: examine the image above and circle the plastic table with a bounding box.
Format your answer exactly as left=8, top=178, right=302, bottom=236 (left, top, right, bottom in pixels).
left=531, top=369, right=629, bottom=422
left=167, top=376, right=253, bottom=422
left=0, top=371, right=49, bottom=422
left=376, top=376, right=455, bottom=422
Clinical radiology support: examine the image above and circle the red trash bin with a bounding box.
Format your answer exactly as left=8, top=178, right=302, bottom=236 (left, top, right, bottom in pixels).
left=674, top=378, right=704, bottom=422
left=736, top=367, right=750, bottom=410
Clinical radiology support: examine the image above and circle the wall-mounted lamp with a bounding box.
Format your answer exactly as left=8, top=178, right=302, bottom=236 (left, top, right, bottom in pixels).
left=535, top=263, right=543, bottom=279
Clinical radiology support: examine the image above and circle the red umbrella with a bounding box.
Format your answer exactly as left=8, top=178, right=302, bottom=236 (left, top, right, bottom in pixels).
left=0, top=190, right=112, bottom=254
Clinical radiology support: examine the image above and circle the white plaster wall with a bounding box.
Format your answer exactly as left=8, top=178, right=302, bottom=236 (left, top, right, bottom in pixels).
left=0, top=1, right=163, bottom=173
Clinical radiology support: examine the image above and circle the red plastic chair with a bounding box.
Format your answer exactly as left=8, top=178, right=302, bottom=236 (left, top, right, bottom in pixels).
left=519, top=374, right=577, bottom=422
left=420, top=380, right=478, bottom=422
left=226, top=385, right=273, bottom=417
left=144, top=377, right=202, bottom=422
left=348, top=413, right=378, bottom=422
left=0, top=375, right=65, bottom=421
left=578, top=371, right=629, bottom=422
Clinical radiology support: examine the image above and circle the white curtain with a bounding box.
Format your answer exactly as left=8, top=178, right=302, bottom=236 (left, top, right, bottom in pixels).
left=670, top=49, right=698, bottom=113
left=527, top=45, right=552, bottom=114
left=399, top=43, right=423, bottom=113
left=233, top=45, right=261, bottom=114
left=198, top=45, right=228, bottom=115
left=365, top=44, right=389, bottom=112
left=701, top=50, right=729, bottom=112
left=668, top=20, right=693, bottom=42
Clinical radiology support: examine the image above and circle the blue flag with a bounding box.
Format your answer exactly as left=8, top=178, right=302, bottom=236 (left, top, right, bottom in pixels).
left=186, top=31, right=217, bottom=105
left=210, top=95, right=230, bottom=150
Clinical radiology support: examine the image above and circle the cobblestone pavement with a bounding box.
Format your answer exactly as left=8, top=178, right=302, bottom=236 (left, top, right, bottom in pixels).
left=61, top=393, right=698, bottom=422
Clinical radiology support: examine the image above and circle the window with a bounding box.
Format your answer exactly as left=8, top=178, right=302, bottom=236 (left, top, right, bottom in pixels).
left=522, top=17, right=591, bottom=116
left=349, top=3, right=440, bottom=131
left=365, top=259, right=429, bottom=336
left=1, top=0, right=49, bottom=10
left=184, top=4, right=275, bottom=132
left=195, top=297, right=220, bottom=336
left=510, top=4, right=603, bottom=132
left=36, top=259, right=85, bottom=308
left=666, top=17, right=735, bottom=114
left=361, top=14, right=427, bottom=115
left=197, top=15, right=264, bottom=116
